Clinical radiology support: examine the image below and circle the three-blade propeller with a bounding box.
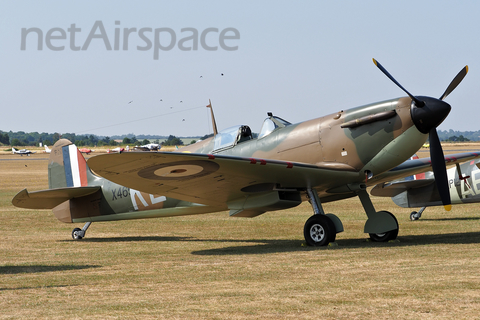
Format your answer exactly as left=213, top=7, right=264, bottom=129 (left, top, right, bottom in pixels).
left=373, top=59, right=468, bottom=211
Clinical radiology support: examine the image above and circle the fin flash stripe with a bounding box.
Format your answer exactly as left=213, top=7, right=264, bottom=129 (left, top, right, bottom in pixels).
left=62, top=145, right=88, bottom=187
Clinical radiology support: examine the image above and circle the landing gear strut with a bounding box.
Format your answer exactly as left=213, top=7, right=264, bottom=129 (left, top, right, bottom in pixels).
left=357, top=189, right=399, bottom=242
left=303, top=189, right=343, bottom=246
left=72, top=222, right=92, bottom=240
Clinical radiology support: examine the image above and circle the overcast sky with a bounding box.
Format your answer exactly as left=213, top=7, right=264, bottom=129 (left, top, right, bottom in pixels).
left=0, top=1, right=478, bottom=137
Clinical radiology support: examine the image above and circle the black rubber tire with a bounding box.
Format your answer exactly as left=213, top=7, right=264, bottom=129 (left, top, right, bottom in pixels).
left=410, top=211, right=419, bottom=221
left=72, top=227, right=83, bottom=240
left=304, top=215, right=336, bottom=246
left=369, top=211, right=399, bottom=242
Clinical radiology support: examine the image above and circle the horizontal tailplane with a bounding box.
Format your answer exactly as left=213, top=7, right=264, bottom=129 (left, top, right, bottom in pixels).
left=12, top=187, right=101, bottom=210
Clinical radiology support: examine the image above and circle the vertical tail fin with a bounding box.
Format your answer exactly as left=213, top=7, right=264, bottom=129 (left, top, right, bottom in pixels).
left=48, top=139, right=94, bottom=189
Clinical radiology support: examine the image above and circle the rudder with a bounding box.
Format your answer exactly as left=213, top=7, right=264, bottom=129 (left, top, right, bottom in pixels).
left=48, top=139, right=93, bottom=189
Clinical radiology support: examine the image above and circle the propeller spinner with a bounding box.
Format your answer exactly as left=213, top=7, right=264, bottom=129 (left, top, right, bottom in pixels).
left=373, top=59, right=468, bottom=211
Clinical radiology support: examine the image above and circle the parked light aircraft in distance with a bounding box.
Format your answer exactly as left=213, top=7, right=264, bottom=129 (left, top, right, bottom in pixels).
left=12, top=60, right=477, bottom=246
left=78, top=148, right=94, bottom=154
left=107, top=147, right=124, bottom=153
left=12, top=147, right=36, bottom=156
left=371, top=156, right=480, bottom=220
left=44, top=145, right=51, bottom=153
left=135, top=143, right=161, bottom=151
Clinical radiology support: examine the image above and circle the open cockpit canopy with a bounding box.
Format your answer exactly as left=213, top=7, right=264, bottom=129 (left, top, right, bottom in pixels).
left=258, top=114, right=291, bottom=139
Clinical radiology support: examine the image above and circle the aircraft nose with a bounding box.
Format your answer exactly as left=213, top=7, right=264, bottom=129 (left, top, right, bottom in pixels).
left=410, top=96, right=451, bottom=134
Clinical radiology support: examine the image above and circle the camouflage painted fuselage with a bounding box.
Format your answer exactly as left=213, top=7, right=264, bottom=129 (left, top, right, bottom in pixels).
left=181, top=97, right=427, bottom=199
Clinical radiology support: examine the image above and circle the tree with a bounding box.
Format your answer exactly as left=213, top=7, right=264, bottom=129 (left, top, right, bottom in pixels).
left=162, top=135, right=184, bottom=146
left=201, top=133, right=214, bottom=140
left=0, top=132, right=9, bottom=144
left=53, top=133, right=60, bottom=143
left=446, top=135, right=470, bottom=142
left=62, top=133, right=76, bottom=142
left=142, top=139, right=150, bottom=145
left=123, top=137, right=131, bottom=144
left=11, top=138, right=21, bottom=146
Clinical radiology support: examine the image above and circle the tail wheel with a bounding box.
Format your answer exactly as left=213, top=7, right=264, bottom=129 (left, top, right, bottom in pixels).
left=72, top=228, right=83, bottom=240
left=369, top=211, right=399, bottom=242
left=410, top=211, right=419, bottom=221
left=304, top=215, right=336, bottom=246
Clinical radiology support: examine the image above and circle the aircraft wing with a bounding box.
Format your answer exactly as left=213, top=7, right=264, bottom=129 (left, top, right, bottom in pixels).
left=87, top=152, right=357, bottom=207
left=370, top=179, right=435, bottom=197
left=12, top=186, right=101, bottom=209
left=370, top=151, right=480, bottom=186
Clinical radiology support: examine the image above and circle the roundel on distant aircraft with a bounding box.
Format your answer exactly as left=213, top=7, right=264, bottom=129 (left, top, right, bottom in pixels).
left=137, top=160, right=219, bottom=181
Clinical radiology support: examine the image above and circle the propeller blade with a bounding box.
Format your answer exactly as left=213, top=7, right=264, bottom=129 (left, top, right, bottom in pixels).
left=372, top=58, right=424, bottom=107
left=439, top=65, right=469, bottom=100
left=429, top=128, right=451, bottom=211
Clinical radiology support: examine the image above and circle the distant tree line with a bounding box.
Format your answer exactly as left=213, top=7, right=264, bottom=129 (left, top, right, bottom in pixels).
left=162, top=135, right=184, bottom=146
left=122, top=136, right=149, bottom=145
left=437, top=130, right=480, bottom=142
left=0, top=131, right=121, bottom=147
left=0, top=130, right=204, bottom=147
left=3, top=129, right=480, bottom=147
left=443, top=135, right=470, bottom=142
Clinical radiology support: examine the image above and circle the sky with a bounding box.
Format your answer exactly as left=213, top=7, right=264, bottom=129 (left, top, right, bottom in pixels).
left=0, top=1, right=479, bottom=138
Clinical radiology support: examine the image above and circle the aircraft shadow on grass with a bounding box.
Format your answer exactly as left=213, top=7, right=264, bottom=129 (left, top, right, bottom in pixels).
left=0, top=264, right=100, bottom=275
left=73, top=236, right=192, bottom=243
left=0, top=264, right=101, bottom=291
left=61, top=231, right=480, bottom=255
left=415, top=217, right=480, bottom=222
left=0, top=284, right=75, bottom=292
left=191, top=231, right=480, bottom=255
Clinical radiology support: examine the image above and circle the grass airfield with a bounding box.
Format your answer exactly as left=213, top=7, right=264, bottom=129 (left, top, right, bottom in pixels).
left=1, top=145, right=480, bottom=319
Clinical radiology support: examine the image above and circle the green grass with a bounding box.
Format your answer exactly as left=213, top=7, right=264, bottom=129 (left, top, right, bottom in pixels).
left=2, top=154, right=480, bottom=319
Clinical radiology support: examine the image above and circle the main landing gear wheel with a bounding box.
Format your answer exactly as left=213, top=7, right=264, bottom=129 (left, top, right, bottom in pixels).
left=72, top=228, right=83, bottom=240
left=304, top=215, right=336, bottom=246
left=368, top=211, right=399, bottom=242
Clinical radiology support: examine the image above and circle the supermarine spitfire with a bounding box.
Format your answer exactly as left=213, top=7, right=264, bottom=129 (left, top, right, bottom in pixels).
left=12, top=59, right=479, bottom=246
left=372, top=156, right=480, bottom=221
